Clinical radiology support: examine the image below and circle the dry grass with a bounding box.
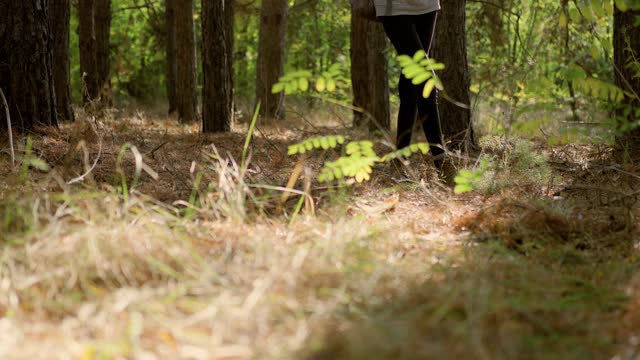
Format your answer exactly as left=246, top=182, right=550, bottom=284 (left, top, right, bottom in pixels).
left=0, top=108, right=639, bottom=359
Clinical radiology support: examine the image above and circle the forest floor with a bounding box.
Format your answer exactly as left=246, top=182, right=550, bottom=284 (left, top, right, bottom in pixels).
left=1, top=107, right=640, bottom=359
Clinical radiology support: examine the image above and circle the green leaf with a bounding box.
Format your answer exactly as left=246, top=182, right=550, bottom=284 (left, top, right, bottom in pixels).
left=396, top=55, right=413, bottom=66
left=326, top=78, right=337, bottom=92
left=565, top=64, right=587, bottom=81
left=28, top=158, right=50, bottom=171
left=591, top=0, right=605, bottom=17
left=299, top=78, right=309, bottom=91
left=403, top=66, right=424, bottom=79
left=569, top=7, right=582, bottom=22
left=284, top=83, right=294, bottom=95
left=412, top=50, right=426, bottom=62
left=423, top=79, right=436, bottom=98
left=428, top=63, right=445, bottom=71
left=412, top=72, right=431, bottom=85
left=316, top=77, right=326, bottom=92
left=416, top=143, right=429, bottom=154
left=320, top=137, right=329, bottom=149
left=272, top=82, right=285, bottom=94
left=454, top=183, right=473, bottom=194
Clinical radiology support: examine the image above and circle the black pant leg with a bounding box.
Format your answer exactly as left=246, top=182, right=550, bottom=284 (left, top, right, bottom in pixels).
left=381, top=16, right=422, bottom=149
left=414, top=12, right=444, bottom=156
left=382, top=13, right=443, bottom=155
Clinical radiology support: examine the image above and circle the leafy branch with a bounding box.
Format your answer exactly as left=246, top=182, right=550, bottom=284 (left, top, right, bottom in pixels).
left=288, top=137, right=432, bottom=184
left=397, top=50, right=445, bottom=99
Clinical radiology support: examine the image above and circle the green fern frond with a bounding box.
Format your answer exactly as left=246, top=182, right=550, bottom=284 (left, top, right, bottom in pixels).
left=397, top=51, right=445, bottom=99
left=574, top=77, right=626, bottom=103
left=319, top=153, right=379, bottom=183
left=272, top=64, right=349, bottom=95
left=318, top=140, right=379, bottom=183
left=381, top=143, right=430, bottom=162
left=454, top=159, right=489, bottom=194
left=272, top=70, right=313, bottom=95
left=287, top=135, right=346, bottom=155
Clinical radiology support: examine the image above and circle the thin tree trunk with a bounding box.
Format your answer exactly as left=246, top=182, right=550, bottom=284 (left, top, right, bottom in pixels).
left=95, top=0, right=112, bottom=105
left=49, top=0, right=75, bottom=121
left=166, top=0, right=177, bottom=114
left=79, top=0, right=100, bottom=105
left=175, top=0, right=198, bottom=123
left=614, top=5, right=640, bottom=154
left=0, top=0, right=58, bottom=131
left=350, top=13, right=390, bottom=133
left=256, top=0, right=288, bottom=119
left=202, top=0, right=234, bottom=133
left=432, top=0, right=474, bottom=150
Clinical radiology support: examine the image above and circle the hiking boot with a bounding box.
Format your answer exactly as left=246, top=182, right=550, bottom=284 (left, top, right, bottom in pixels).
left=433, top=155, right=457, bottom=187
left=390, top=157, right=410, bottom=179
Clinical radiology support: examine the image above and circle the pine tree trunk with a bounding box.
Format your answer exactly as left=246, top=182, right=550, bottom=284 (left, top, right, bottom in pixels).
left=49, top=0, right=75, bottom=121
left=614, top=6, right=640, bottom=154
left=350, top=13, right=390, bottom=133
left=256, top=0, right=288, bottom=119
left=165, top=0, right=178, bottom=114
left=95, top=0, right=112, bottom=105
left=432, top=0, right=474, bottom=150
left=175, top=0, right=198, bottom=123
left=202, top=0, right=234, bottom=133
left=79, top=0, right=100, bottom=105
left=0, top=0, right=58, bottom=131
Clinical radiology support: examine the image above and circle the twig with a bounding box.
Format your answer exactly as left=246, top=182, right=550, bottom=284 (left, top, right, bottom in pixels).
left=0, top=87, right=14, bottom=166
left=149, top=139, right=170, bottom=157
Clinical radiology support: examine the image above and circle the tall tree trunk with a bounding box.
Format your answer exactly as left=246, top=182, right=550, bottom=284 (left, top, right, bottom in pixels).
left=165, top=0, right=177, bottom=114
left=202, top=0, right=234, bottom=133
left=79, top=0, right=100, bottom=105
left=256, top=0, right=288, bottom=119
left=48, top=0, right=75, bottom=122
left=175, top=0, right=198, bottom=123
left=0, top=0, right=58, bottom=131
left=614, top=5, right=640, bottom=154
left=95, top=0, right=112, bottom=105
left=432, top=0, right=474, bottom=150
left=350, top=13, right=390, bottom=133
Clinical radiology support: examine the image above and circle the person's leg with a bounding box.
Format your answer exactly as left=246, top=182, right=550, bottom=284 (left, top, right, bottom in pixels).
left=414, top=12, right=444, bottom=157
left=381, top=16, right=424, bottom=149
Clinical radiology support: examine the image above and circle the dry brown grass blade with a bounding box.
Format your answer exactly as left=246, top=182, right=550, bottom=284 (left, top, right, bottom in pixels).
left=280, top=156, right=306, bottom=205
left=0, top=87, right=14, bottom=167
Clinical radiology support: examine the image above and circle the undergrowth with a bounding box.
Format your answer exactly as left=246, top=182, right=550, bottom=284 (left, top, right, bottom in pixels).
left=0, top=112, right=639, bottom=359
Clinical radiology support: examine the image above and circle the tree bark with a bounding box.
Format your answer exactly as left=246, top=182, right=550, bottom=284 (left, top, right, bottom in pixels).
left=49, top=0, right=75, bottom=122
left=256, top=0, right=288, bottom=119
left=0, top=0, right=58, bottom=131
left=350, top=13, right=390, bottom=133
left=79, top=0, right=100, bottom=105
left=614, top=5, right=640, bottom=154
left=432, top=0, right=474, bottom=150
left=175, top=0, right=198, bottom=123
left=202, top=0, right=234, bottom=133
left=165, top=0, right=177, bottom=114
left=95, top=0, right=112, bottom=105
